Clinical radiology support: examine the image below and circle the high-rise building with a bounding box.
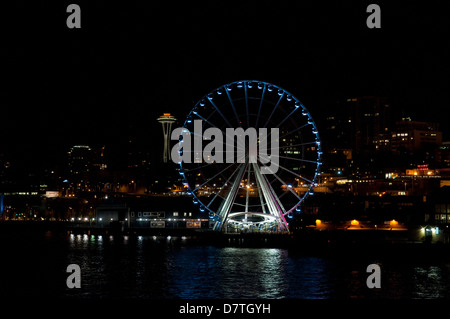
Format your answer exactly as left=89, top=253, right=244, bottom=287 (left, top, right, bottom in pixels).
left=322, top=97, right=392, bottom=153
left=322, top=103, right=352, bottom=151
left=157, top=113, right=177, bottom=163
left=320, top=97, right=392, bottom=175
left=391, top=120, right=442, bottom=154
left=68, top=145, right=92, bottom=192
left=438, top=141, right=450, bottom=168
left=347, top=96, right=392, bottom=153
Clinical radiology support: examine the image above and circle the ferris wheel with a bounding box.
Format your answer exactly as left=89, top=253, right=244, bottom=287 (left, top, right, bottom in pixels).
left=176, top=80, right=322, bottom=232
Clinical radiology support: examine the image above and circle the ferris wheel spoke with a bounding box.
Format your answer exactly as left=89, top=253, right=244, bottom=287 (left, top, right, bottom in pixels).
left=192, top=111, right=222, bottom=131
left=278, top=155, right=318, bottom=165
left=279, top=123, right=310, bottom=140
left=275, top=141, right=318, bottom=150
left=245, top=161, right=252, bottom=213
left=264, top=172, right=287, bottom=215
left=278, top=163, right=315, bottom=185
left=258, top=108, right=303, bottom=148
left=183, top=154, right=242, bottom=174
left=244, top=83, right=250, bottom=127
left=182, top=129, right=242, bottom=153
left=263, top=91, right=284, bottom=128
left=225, top=88, right=241, bottom=127
left=270, top=172, right=302, bottom=201
left=258, top=153, right=315, bottom=185
left=192, top=162, right=238, bottom=193
left=255, top=83, right=266, bottom=128
left=207, top=96, right=233, bottom=128
left=190, top=112, right=245, bottom=150
left=205, top=162, right=243, bottom=208
left=275, top=105, right=300, bottom=128
left=184, top=162, right=216, bottom=173
left=233, top=203, right=264, bottom=208
left=277, top=190, right=289, bottom=200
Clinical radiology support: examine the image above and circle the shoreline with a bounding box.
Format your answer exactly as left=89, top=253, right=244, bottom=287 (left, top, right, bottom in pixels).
left=1, top=220, right=449, bottom=254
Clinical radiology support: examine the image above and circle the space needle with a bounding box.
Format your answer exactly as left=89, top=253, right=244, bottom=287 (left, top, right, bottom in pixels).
left=157, top=113, right=177, bottom=163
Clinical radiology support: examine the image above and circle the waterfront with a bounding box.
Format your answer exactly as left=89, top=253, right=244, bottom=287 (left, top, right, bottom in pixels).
left=2, top=229, right=450, bottom=299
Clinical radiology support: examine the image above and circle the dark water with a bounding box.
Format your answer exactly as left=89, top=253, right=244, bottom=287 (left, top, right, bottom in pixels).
left=2, top=231, right=450, bottom=299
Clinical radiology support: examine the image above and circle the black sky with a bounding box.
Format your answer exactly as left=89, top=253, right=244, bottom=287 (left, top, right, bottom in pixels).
left=1, top=0, right=450, bottom=170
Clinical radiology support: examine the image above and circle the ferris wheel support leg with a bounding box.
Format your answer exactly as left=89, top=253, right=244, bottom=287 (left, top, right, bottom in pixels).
left=252, top=163, right=289, bottom=232
left=214, top=163, right=247, bottom=232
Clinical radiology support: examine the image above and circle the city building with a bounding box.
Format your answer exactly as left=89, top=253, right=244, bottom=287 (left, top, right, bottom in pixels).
left=347, top=96, right=392, bottom=153
left=95, top=196, right=209, bottom=229
left=320, top=97, right=392, bottom=176
left=391, top=120, right=443, bottom=154
left=438, top=141, right=450, bottom=168
left=67, top=145, right=92, bottom=193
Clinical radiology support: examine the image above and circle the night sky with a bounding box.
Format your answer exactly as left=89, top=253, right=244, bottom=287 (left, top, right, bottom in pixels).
left=2, top=0, right=450, bottom=172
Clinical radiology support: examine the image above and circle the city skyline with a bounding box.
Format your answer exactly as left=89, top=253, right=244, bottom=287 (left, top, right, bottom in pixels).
left=1, top=103, right=448, bottom=195
left=1, top=95, right=447, bottom=171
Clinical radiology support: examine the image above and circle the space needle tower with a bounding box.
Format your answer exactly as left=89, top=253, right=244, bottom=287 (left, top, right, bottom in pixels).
left=157, top=113, right=177, bottom=163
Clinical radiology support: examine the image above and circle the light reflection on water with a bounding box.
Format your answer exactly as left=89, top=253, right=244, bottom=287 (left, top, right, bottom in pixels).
left=412, top=266, right=448, bottom=299
left=167, top=247, right=294, bottom=298
left=65, top=235, right=337, bottom=298
left=3, top=232, right=450, bottom=299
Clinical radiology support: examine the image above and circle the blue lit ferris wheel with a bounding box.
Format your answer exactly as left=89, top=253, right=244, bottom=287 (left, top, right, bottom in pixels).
left=176, top=81, right=322, bottom=232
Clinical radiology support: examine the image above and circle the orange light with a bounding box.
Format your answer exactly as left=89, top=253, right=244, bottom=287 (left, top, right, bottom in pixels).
left=351, top=219, right=359, bottom=226
left=163, top=113, right=171, bottom=116
left=390, top=219, right=398, bottom=226
left=316, top=219, right=322, bottom=226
